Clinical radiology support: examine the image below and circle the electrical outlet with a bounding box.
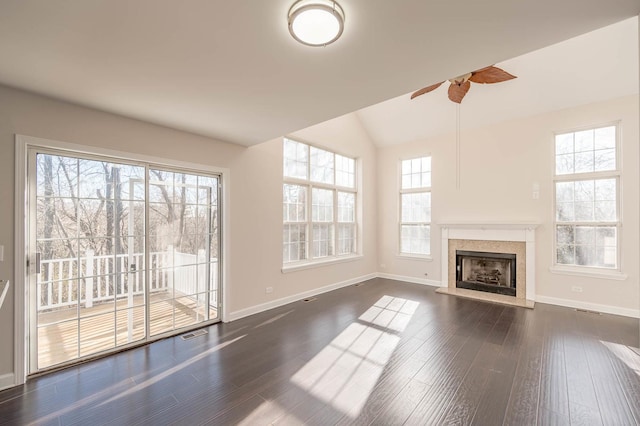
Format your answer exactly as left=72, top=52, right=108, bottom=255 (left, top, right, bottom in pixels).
left=265, top=287, right=273, bottom=294
left=571, top=286, right=583, bottom=293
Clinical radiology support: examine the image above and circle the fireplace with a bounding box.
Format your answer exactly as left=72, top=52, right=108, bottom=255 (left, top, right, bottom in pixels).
left=456, top=250, right=516, bottom=296
left=439, top=223, right=537, bottom=308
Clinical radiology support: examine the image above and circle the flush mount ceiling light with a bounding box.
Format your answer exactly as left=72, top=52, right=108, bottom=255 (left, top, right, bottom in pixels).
left=288, top=0, right=345, bottom=47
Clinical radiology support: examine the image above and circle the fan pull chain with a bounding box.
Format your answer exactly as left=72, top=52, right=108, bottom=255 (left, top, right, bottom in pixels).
left=456, top=103, right=461, bottom=190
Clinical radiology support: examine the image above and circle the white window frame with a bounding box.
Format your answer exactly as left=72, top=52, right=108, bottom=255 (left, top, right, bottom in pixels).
left=398, top=156, right=432, bottom=259
left=282, top=138, right=359, bottom=271
left=551, top=122, right=626, bottom=279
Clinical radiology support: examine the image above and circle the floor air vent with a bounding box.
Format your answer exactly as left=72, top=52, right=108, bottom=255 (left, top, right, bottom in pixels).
left=575, top=308, right=602, bottom=315
left=180, top=329, right=208, bottom=340
left=302, top=297, right=317, bottom=303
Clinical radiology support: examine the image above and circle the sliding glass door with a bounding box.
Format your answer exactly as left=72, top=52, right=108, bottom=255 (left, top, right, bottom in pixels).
left=28, top=149, right=221, bottom=373
left=147, top=168, right=219, bottom=336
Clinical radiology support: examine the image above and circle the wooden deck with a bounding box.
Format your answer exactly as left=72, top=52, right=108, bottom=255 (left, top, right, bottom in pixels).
left=37, top=292, right=218, bottom=369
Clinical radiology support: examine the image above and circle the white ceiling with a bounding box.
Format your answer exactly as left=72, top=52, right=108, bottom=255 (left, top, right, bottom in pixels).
left=0, top=1, right=638, bottom=147
left=357, top=18, right=640, bottom=147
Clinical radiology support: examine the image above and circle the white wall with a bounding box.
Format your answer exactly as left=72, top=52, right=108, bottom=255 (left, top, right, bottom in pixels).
left=377, top=95, right=640, bottom=316
left=227, top=114, right=379, bottom=316
left=0, top=85, right=378, bottom=381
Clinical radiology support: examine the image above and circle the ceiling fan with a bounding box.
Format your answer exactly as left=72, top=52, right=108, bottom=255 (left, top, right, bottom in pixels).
left=411, top=66, right=517, bottom=103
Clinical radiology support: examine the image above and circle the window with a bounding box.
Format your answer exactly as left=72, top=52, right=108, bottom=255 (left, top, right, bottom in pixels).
left=399, top=156, right=431, bottom=256
left=554, top=124, right=620, bottom=269
left=283, top=138, right=357, bottom=265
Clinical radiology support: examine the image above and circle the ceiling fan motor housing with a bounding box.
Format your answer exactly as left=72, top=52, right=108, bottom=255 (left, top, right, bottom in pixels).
left=449, top=72, right=472, bottom=86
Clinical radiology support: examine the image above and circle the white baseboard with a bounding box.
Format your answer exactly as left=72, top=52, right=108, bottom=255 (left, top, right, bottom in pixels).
left=227, top=273, right=378, bottom=322
left=0, top=373, right=15, bottom=391
left=377, top=274, right=639, bottom=318
left=536, top=295, right=640, bottom=318
left=377, top=273, right=442, bottom=288
left=227, top=274, right=638, bottom=321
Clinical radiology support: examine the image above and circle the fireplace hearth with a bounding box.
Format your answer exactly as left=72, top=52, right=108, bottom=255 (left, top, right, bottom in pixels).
left=456, top=250, right=516, bottom=296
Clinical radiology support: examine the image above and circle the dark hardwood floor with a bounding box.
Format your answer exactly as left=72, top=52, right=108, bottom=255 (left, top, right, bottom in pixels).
left=1, top=278, right=638, bottom=425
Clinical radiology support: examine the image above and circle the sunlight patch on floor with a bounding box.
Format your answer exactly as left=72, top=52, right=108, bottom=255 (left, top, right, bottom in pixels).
left=289, top=296, right=419, bottom=418
left=254, top=310, right=295, bottom=328
left=98, top=334, right=245, bottom=406
left=601, top=340, right=640, bottom=377
left=237, top=399, right=289, bottom=426
left=358, top=295, right=419, bottom=332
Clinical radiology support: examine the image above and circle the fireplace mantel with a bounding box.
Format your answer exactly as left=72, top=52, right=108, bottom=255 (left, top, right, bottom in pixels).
left=440, top=222, right=539, bottom=305
left=440, top=222, right=539, bottom=231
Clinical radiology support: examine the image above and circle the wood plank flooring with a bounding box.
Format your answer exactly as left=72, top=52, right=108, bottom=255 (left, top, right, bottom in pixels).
left=0, top=278, right=638, bottom=425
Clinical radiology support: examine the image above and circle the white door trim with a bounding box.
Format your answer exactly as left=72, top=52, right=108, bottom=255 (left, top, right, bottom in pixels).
left=13, top=136, right=27, bottom=386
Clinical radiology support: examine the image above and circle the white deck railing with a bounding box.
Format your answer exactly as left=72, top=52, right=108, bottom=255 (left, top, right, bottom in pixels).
left=37, top=248, right=218, bottom=312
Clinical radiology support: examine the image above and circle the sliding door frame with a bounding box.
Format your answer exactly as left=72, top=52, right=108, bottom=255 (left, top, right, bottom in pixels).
left=14, top=134, right=230, bottom=385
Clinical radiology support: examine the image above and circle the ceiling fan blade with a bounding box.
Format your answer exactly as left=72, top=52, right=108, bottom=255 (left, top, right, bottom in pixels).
left=448, top=81, right=471, bottom=103
left=411, top=82, right=444, bottom=99
left=469, top=66, right=517, bottom=84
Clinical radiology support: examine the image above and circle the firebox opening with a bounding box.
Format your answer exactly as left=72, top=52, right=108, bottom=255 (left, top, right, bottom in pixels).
left=456, top=250, right=516, bottom=296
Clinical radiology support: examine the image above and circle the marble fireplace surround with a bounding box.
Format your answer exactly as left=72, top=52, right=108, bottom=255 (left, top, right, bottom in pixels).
left=438, top=223, right=538, bottom=308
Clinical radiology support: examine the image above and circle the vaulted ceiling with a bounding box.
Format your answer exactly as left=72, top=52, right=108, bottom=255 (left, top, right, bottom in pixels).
left=357, top=17, right=639, bottom=147
left=0, top=1, right=638, bottom=147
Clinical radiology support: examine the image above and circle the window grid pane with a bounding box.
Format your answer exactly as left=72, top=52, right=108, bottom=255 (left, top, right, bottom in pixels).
left=337, top=192, right=355, bottom=223
left=283, top=139, right=309, bottom=180
left=312, top=224, right=334, bottom=258
left=556, top=225, right=616, bottom=268
left=401, top=192, right=431, bottom=223
left=312, top=188, right=334, bottom=222
left=310, top=147, right=334, bottom=185
left=337, top=224, right=356, bottom=255
left=283, top=184, right=307, bottom=223
left=400, top=225, right=430, bottom=255
left=555, top=126, right=616, bottom=176
left=555, top=179, right=617, bottom=223
left=401, top=157, right=431, bottom=189
left=336, top=155, right=355, bottom=188
left=283, top=224, right=307, bottom=263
